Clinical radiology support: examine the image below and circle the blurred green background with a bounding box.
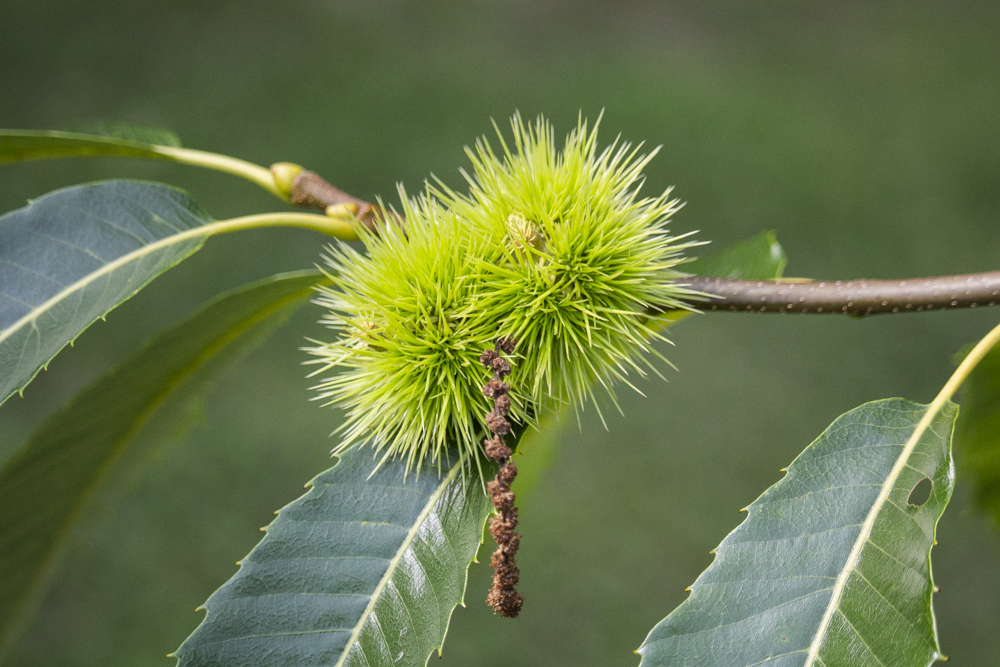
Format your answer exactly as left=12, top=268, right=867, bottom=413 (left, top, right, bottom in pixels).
left=2, top=1, right=999, bottom=664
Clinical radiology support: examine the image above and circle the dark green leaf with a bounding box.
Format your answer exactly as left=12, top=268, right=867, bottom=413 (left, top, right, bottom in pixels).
left=0, top=129, right=181, bottom=165
left=956, top=344, right=1000, bottom=527
left=0, top=180, right=215, bottom=405
left=0, top=129, right=285, bottom=198
left=638, top=398, right=956, bottom=667
left=686, top=231, right=787, bottom=280
left=0, top=271, right=323, bottom=656
left=66, top=122, right=182, bottom=147
left=173, top=449, right=493, bottom=667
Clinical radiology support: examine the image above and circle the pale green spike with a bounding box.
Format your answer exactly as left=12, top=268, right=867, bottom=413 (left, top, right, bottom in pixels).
left=309, top=113, right=696, bottom=479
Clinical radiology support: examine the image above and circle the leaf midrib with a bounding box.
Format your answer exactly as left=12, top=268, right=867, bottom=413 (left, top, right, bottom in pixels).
left=0, top=281, right=316, bottom=656
left=0, top=211, right=339, bottom=383
left=0, top=221, right=212, bottom=349
left=803, top=400, right=950, bottom=665
left=332, top=460, right=462, bottom=667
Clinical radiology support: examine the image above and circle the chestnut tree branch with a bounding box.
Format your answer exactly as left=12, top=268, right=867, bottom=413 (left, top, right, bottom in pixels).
left=295, top=172, right=1000, bottom=317
left=672, top=273, right=1000, bottom=316
left=289, top=171, right=381, bottom=231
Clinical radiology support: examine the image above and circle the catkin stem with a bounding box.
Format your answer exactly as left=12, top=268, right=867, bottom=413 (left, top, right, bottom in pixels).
left=480, top=338, right=524, bottom=618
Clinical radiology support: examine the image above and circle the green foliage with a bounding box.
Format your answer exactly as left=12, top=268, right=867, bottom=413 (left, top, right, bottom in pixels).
left=686, top=231, right=787, bottom=281
left=639, top=398, right=957, bottom=667
left=0, top=128, right=181, bottom=165
left=0, top=108, right=996, bottom=667
left=173, top=447, right=493, bottom=667
left=0, top=271, right=322, bottom=657
left=67, top=122, right=183, bottom=147
left=0, top=181, right=215, bottom=405
left=0, top=127, right=288, bottom=199
left=956, top=344, right=1000, bottom=527
left=310, top=115, right=699, bottom=474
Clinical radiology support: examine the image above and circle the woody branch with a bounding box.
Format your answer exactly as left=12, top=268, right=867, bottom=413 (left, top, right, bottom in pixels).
left=291, top=173, right=1000, bottom=316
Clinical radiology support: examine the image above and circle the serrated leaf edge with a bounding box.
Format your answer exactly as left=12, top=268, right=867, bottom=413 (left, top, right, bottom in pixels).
left=334, top=459, right=463, bottom=667
left=171, top=454, right=489, bottom=667
left=429, top=479, right=491, bottom=663
left=0, top=272, right=320, bottom=658
left=0, top=216, right=219, bottom=355
left=1, top=187, right=340, bottom=405
left=803, top=397, right=955, bottom=665
left=803, top=317, right=1000, bottom=665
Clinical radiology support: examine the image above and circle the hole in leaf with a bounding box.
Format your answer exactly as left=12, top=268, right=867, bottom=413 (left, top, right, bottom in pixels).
left=907, top=477, right=933, bottom=507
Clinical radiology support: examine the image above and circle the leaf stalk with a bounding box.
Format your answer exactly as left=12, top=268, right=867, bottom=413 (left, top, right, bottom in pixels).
left=150, top=146, right=286, bottom=199
left=206, top=211, right=359, bottom=240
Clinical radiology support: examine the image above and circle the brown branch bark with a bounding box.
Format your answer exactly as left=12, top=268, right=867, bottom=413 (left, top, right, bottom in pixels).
left=289, top=171, right=381, bottom=231
left=671, top=273, right=1000, bottom=316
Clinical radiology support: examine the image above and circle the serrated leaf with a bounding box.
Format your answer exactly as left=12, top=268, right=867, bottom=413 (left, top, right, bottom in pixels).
left=0, top=180, right=218, bottom=405
left=0, top=270, right=323, bottom=657
left=638, top=398, right=957, bottom=667
left=173, top=448, right=493, bottom=667
left=687, top=231, right=787, bottom=280
left=955, top=344, right=1000, bottom=527
left=0, top=129, right=182, bottom=164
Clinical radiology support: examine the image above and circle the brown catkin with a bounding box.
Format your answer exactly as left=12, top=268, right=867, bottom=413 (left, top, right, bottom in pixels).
left=480, top=338, right=524, bottom=618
